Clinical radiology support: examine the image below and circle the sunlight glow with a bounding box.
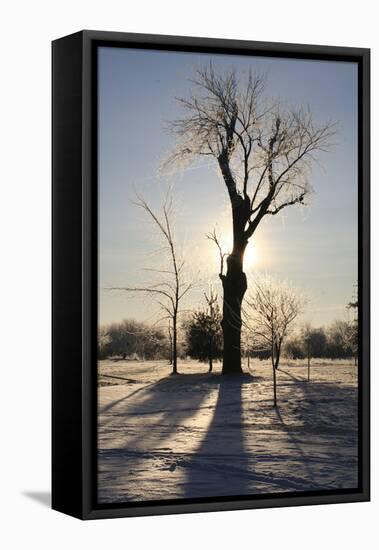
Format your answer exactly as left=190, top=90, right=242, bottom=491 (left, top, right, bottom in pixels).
left=244, top=242, right=259, bottom=269
left=213, top=236, right=260, bottom=271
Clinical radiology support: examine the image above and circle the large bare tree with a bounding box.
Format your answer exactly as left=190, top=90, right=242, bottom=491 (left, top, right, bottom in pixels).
left=244, top=278, right=304, bottom=406
left=166, top=65, right=335, bottom=374
left=111, top=194, right=194, bottom=374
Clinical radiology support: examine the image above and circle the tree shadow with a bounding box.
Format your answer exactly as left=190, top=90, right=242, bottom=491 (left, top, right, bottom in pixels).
left=274, top=407, right=313, bottom=481
left=100, top=373, right=220, bottom=421
left=98, top=368, right=359, bottom=502
left=99, top=377, right=172, bottom=415
left=278, top=366, right=357, bottom=426
left=181, top=375, right=256, bottom=499
left=100, top=374, right=139, bottom=384
left=181, top=369, right=359, bottom=498
left=274, top=368, right=359, bottom=490
left=98, top=373, right=221, bottom=502
left=277, top=367, right=307, bottom=383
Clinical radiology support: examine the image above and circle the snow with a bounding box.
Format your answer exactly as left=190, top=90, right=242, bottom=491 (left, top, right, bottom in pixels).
left=98, top=359, right=358, bottom=503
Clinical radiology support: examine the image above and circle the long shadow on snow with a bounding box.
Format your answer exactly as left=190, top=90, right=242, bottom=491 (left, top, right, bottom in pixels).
left=98, top=368, right=358, bottom=501
left=99, top=373, right=221, bottom=461
left=98, top=373, right=224, bottom=502
left=182, top=369, right=358, bottom=498
left=277, top=367, right=358, bottom=436
left=182, top=375, right=259, bottom=499
left=274, top=367, right=358, bottom=490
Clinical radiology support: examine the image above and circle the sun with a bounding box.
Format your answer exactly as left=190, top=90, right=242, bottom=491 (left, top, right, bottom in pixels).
left=244, top=241, right=259, bottom=268
left=212, top=236, right=259, bottom=271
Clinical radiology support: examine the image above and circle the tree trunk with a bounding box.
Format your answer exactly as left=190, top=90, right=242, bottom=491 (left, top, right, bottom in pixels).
left=272, top=343, right=279, bottom=406
left=272, top=341, right=280, bottom=370
left=273, top=362, right=277, bottom=407
left=271, top=354, right=278, bottom=407
left=172, top=315, right=177, bottom=374
left=168, top=323, right=173, bottom=365
left=274, top=340, right=282, bottom=369
left=217, top=152, right=251, bottom=376
left=220, top=241, right=247, bottom=375
left=208, top=337, right=213, bottom=372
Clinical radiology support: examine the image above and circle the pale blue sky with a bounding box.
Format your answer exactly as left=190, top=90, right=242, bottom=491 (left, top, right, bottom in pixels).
left=98, top=47, right=358, bottom=328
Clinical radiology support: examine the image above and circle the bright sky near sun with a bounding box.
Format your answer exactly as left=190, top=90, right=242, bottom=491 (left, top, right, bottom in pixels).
left=98, top=47, right=358, bottom=328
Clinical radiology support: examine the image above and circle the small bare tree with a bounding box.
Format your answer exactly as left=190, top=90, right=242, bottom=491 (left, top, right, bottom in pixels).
left=203, top=288, right=222, bottom=372
left=301, top=323, right=312, bottom=381
left=167, top=320, right=173, bottom=365
left=166, top=65, right=335, bottom=375
left=244, top=277, right=304, bottom=406
left=110, top=194, right=194, bottom=374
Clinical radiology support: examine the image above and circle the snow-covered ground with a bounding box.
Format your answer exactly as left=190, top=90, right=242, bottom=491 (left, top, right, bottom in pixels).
left=98, top=359, right=358, bottom=503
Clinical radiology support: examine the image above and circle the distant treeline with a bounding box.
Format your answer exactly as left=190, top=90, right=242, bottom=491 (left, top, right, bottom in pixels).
left=99, top=316, right=357, bottom=362
left=282, top=320, right=357, bottom=360
left=98, top=320, right=169, bottom=360
left=251, top=322, right=357, bottom=361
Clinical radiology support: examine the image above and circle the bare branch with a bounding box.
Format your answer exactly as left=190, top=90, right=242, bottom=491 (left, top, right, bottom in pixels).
left=206, top=228, right=228, bottom=276
left=243, top=276, right=305, bottom=369
left=164, top=65, right=336, bottom=245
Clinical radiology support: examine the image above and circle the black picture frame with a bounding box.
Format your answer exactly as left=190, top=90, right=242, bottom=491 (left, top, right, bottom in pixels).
left=52, top=30, right=370, bottom=520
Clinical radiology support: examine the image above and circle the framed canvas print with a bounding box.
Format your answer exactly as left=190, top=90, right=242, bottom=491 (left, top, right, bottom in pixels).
left=52, top=30, right=370, bottom=519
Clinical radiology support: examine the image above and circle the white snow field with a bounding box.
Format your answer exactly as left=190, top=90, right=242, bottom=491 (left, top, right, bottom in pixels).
left=98, top=359, right=358, bottom=503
